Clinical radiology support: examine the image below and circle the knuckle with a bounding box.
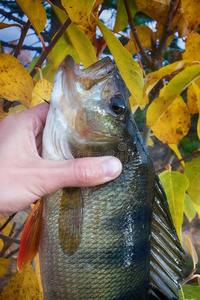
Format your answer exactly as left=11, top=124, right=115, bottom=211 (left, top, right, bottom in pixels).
left=73, top=159, right=93, bottom=186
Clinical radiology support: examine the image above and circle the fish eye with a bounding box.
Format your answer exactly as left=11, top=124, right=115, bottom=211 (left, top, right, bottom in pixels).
left=109, top=96, right=126, bottom=116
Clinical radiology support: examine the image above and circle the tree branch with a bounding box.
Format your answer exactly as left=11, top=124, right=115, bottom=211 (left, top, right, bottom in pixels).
left=155, top=0, right=176, bottom=63
left=124, top=0, right=153, bottom=68
left=0, top=41, right=43, bottom=52
left=30, top=18, right=71, bottom=78
left=0, top=8, right=26, bottom=26
left=14, top=20, right=31, bottom=58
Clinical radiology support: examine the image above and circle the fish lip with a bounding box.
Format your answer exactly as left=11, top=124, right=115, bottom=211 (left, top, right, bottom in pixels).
left=60, top=55, right=115, bottom=90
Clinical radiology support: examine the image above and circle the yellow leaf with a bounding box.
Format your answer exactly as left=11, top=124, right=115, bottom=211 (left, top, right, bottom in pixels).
left=185, top=156, right=200, bottom=205
left=67, top=23, right=97, bottom=68
left=184, top=193, right=196, bottom=222
left=34, top=254, right=43, bottom=298
left=192, top=82, right=200, bottom=140
left=48, top=31, right=79, bottom=71
left=187, top=81, right=199, bottom=114
left=181, top=0, right=200, bottom=31
left=159, top=170, right=189, bottom=244
left=0, top=22, right=22, bottom=29
left=144, top=60, right=195, bottom=97
left=0, top=53, right=34, bottom=107
left=62, top=0, right=103, bottom=39
left=184, top=235, right=198, bottom=269
left=0, top=258, right=11, bottom=277
left=113, top=0, right=136, bottom=32
left=8, top=105, right=26, bottom=115
left=51, top=4, right=97, bottom=68
left=125, top=25, right=153, bottom=55
left=151, top=96, right=191, bottom=144
left=146, top=64, right=200, bottom=127
left=183, top=32, right=200, bottom=61
left=95, top=17, right=144, bottom=105
left=16, top=0, right=46, bottom=34
left=31, top=79, right=52, bottom=107
left=169, top=144, right=185, bottom=168
left=0, top=102, right=7, bottom=121
left=135, top=0, right=170, bottom=24
left=0, top=264, right=40, bottom=300
left=193, top=203, right=200, bottom=219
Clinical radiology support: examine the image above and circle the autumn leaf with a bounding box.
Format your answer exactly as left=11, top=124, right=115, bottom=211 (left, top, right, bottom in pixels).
left=187, top=81, right=199, bottom=114
left=125, top=25, right=153, bottom=55
left=135, top=0, right=170, bottom=25
left=183, top=32, right=200, bottom=61
left=181, top=0, right=200, bottom=31
left=146, top=64, right=200, bottom=127
left=51, top=4, right=97, bottom=68
left=31, top=79, right=52, bottom=107
left=61, top=0, right=103, bottom=39
left=184, top=156, right=200, bottom=205
left=0, top=258, right=11, bottom=277
left=113, top=0, right=136, bottom=32
left=0, top=22, right=21, bottom=29
left=0, top=264, right=40, bottom=300
left=169, top=144, right=185, bottom=167
left=48, top=31, right=79, bottom=71
left=16, top=0, right=46, bottom=35
left=151, top=96, right=191, bottom=144
left=191, top=82, right=200, bottom=140
left=159, top=170, right=189, bottom=244
left=144, top=60, right=197, bottom=97
left=0, top=53, right=34, bottom=107
left=184, top=194, right=196, bottom=222
left=95, top=17, right=144, bottom=105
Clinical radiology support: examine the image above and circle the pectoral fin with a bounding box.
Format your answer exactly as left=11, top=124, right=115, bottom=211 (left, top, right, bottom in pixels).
left=59, top=188, right=83, bottom=255
left=17, top=200, right=43, bottom=272
left=149, top=175, right=185, bottom=300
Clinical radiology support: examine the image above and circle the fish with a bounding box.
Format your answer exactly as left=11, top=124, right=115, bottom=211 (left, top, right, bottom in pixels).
left=19, top=56, right=184, bottom=300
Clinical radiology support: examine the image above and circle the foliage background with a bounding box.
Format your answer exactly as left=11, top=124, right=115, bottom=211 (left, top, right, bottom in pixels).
left=0, top=0, right=200, bottom=299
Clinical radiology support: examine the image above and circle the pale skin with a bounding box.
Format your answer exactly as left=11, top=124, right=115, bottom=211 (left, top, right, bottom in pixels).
left=0, top=103, right=122, bottom=219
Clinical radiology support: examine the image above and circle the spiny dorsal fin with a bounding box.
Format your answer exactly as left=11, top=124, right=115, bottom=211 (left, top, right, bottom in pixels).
left=149, top=175, right=185, bottom=300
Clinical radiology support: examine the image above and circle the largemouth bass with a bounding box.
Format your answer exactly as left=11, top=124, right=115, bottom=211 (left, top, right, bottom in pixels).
left=40, top=56, right=184, bottom=300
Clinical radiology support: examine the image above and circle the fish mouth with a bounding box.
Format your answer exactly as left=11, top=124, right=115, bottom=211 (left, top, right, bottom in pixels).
left=60, top=55, right=115, bottom=90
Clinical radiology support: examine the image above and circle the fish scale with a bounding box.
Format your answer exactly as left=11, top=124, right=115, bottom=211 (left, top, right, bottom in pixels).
left=40, top=56, right=184, bottom=300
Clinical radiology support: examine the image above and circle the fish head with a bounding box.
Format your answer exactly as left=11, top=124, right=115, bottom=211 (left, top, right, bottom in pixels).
left=44, top=56, right=135, bottom=162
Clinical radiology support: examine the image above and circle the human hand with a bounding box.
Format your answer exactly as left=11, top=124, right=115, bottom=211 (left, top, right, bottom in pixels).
left=0, top=103, right=122, bottom=218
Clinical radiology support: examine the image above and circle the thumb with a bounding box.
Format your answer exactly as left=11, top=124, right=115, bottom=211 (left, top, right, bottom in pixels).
left=34, top=156, right=122, bottom=196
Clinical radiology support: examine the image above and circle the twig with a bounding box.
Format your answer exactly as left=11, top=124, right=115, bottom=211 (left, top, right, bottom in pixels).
left=0, top=41, right=43, bottom=52
left=0, top=213, right=16, bottom=232
left=155, top=0, right=176, bottom=63
left=124, top=0, right=153, bottom=68
left=0, top=234, right=20, bottom=245
left=5, top=247, right=20, bottom=259
left=14, top=20, right=31, bottom=58
left=157, top=149, right=200, bottom=173
left=30, top=18, right=72, bottom=78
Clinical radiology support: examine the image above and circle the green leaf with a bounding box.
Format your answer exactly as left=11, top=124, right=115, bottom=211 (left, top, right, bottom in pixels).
left=113, top=0, right=136, bottom=32
left=159, top=170, right=189, bottom=243
left=147, top=64, right=200, bottom=127
left=16, top=0, right=46, bottom=34
left=51, top=3, right=97, bottom=68
left=95, top=17, right=144, bottom=105
left=184, top=156, right=200, bottom=205
left=184, top=194, right=196, bottom=222
left=48, top=31, right=79, bottom=70
left=179, top=284, right=200, bottom=300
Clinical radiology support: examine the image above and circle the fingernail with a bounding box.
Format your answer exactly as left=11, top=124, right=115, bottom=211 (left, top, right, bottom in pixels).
left=102, top=157, right=122, bottom=178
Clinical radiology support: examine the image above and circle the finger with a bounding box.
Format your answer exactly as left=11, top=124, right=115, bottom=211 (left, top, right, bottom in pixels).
left=34, top=156, right=122, bottom=196
left=25, top=102, right=49, bottom=126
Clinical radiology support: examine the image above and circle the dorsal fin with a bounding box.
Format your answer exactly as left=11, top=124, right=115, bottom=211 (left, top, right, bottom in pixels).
left=149, top=175, right=185, bottom=300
